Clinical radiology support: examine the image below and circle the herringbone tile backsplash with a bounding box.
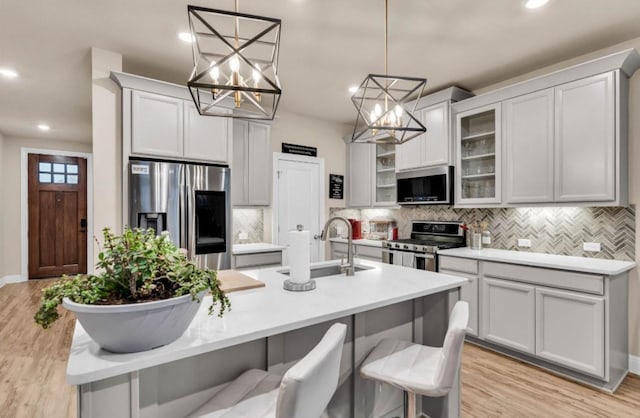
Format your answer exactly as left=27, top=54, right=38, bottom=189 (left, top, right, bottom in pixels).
left=330, top=206, right=636, bottom=261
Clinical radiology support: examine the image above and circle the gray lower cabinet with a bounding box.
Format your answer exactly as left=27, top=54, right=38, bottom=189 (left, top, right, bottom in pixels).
left=330, top=241, right=382, bottom=262
left=535, top=287, right=605, bottom=378
left=233, top=251, right=283, bottom=269
left=481, top=278, right=536, bottom=354
left=439, top=254, right=629, bottom=391
left=438, top=256, right=479, bottom=337
left=440, top=269, right=478, bottom=336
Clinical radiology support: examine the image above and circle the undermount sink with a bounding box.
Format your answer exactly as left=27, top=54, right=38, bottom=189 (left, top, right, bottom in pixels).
left=279, top=264, right=373, bottom=279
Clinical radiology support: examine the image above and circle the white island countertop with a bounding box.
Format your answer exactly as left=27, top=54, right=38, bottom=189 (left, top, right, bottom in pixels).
left=66, top=259, right=466, bottom=385
left=232, top=243, right=286, bottom=255
left=438, top=247, right=636, bottom=276
left=329, top=238, right=385, bottom=247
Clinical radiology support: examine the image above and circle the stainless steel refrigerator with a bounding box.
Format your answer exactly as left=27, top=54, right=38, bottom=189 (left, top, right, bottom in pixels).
left=128, top=158, right=231, bottom=270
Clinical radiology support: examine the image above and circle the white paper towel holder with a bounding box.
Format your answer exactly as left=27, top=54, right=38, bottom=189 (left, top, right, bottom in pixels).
left=283, top=224, right=316, bottom=292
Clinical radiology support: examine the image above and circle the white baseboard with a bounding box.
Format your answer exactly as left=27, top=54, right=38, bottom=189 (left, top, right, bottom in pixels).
left=630, top=355, right=640, bottom=375
left=0, top=274, right=26, bottom=288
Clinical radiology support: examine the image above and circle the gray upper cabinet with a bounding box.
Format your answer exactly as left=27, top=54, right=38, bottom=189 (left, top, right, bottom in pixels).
left=347, top=143, right=374, bottom=207
left=130, top=90, right=231, bottom=164
left=232, top=120, right=271, bottom=206
left=373, top=143, right=397, bottom=206
left=422, top=102, right=450, bottom=167
left=131, top=90, right=184, bottom=158
left=554, top=72, right=615, bottom=202
left=503, top=89, right=555, bottom=203
left=451, top=49, right=639, bottom=207
left=456, top=103, right=502, bottom=206
left=231, top=121, right=249, bottom=205
left=183, top=101, right=231, bottom=163
left=504, top=72, right=616, bottom=205
left=396, top=102, right=450, bottom=171
left=395, top=129, right=422, bottom=171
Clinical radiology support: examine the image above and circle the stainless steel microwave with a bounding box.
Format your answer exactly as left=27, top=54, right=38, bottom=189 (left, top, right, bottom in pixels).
left=396, top=166, right=454, bottom=205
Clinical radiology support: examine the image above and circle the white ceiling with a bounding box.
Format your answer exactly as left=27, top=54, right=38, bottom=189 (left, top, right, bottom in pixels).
left=1, top=0, right=640, bottom=142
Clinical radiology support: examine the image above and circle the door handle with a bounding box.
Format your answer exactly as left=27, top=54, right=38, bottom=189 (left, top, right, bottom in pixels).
left=80, top=218, right=87, bottom=233
left=313, top=234, right=321, bottom=240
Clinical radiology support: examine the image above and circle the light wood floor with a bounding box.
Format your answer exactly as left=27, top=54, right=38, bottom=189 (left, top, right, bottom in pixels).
left=461, top=343, right=640, bottom=417
left=0, top=279, right=76, bottom=418
left=1, top=279, right=640, bottom=418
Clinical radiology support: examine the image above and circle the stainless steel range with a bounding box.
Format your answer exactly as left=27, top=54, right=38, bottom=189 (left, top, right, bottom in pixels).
left=382, top=221, right=466, bottom=271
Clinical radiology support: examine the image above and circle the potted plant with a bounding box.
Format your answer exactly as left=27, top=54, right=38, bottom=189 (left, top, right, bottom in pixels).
left=34, top=227, right=230, bottom=353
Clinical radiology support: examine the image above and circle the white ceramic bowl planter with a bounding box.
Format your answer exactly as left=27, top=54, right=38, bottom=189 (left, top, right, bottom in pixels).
left=63, top=292, right=205, bottom=353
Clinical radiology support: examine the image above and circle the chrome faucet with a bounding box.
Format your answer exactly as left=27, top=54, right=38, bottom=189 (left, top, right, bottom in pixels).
left=320, top=216, right=355, bottom=276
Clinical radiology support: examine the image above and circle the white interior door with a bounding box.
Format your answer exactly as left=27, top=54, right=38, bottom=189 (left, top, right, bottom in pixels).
left=275, top=155, right=323, bottom=264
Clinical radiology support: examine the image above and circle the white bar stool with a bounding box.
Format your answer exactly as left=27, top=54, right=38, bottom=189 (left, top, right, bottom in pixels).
left=360, top=301, right=469, bottom=418
left=187, top=322, right=347, bottom=418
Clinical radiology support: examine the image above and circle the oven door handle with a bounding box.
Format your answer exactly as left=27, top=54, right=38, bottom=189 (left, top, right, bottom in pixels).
left=414, top=253, right=435, bottom=259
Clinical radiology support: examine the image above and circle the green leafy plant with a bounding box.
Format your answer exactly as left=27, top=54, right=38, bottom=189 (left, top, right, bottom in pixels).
left=35, top=227, right=230, bottom=329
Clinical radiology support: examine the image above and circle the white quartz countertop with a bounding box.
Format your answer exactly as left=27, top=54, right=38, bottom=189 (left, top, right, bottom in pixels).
left=232, top=243, right=286, bottom=255
left=438, top=247, right=636, bottom=275
left=66, top=259, right=466, bottom=385
left=329, top=238, right=385, bottom=247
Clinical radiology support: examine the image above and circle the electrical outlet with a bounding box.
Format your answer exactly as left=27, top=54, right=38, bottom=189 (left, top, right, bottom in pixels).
left=583, top=242, right=601, bottom=252
left=517, top=239, right=532, bottom=248
left=238, top=231, right=248, bottom=240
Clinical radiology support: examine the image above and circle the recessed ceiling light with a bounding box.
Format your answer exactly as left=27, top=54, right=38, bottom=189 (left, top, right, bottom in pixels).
left=178, top=32, right=195, bottom=43
left=37, top=124, right=50, bottom=131
left=524, top=0, right=549, bottom=9
left=0, top=68, right=19, bottom=79
left=348, top=85, right=359, bottom=94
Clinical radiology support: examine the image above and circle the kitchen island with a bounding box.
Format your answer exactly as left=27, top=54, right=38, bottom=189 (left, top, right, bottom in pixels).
left=67, top=259, right=467, bottom=418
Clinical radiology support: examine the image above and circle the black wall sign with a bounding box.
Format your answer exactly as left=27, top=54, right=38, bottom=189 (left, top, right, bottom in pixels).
left=329, top=174, right=344, bottom=200
left=282, top=143, right=318, bottom=157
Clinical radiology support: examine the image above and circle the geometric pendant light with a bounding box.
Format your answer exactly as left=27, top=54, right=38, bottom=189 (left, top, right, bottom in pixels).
left=350, top=0, right=426, bottom=144
left=186, top=2, right=282, bottom=120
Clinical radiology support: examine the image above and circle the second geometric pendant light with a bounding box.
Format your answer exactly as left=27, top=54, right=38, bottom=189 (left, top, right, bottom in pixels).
left=351, top=0, right=427, bottom=144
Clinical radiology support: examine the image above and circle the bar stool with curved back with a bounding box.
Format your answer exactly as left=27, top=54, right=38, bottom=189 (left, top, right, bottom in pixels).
left=360, top=301, right=469, bottom=417
left=187, top=322, right=347, bottom=418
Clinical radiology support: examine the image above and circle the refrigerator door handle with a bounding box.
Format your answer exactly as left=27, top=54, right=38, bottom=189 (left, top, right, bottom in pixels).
left=179, top=164, right=189, bottom=257
left=186, top=165, right=197, bottom=261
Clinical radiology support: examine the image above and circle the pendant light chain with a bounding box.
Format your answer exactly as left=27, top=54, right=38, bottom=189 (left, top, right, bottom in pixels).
left=384, top=0, right=388, bottom=77
left=234, top=0, right=240, bottom=48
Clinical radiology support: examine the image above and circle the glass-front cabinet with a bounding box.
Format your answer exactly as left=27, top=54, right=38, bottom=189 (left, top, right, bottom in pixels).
left=456, top=103, right=501, bottom=205
left=374, top=143, right=396, bottom=205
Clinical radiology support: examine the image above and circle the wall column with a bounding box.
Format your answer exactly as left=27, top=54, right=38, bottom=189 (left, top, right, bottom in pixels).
left=91, top=48, right=122, bottom=270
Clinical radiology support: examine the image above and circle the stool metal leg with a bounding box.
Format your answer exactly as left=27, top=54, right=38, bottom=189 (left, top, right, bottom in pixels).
left=406, top=391, right=416, bottom=418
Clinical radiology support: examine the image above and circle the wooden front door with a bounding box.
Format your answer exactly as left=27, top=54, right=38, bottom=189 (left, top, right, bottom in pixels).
left=28, top=154, right=87, bottom=279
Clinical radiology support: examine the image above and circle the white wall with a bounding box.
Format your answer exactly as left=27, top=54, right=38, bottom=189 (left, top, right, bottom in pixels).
left=0, top=136, right=92, bottom=277
left=472, top=37, right=640, bottom=358
left=263, top=110, right=350, bottom=243
left=91, top=48, right=122, bottom=267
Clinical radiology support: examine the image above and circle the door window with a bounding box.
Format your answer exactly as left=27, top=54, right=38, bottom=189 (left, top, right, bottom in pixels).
left=38, top=162, right=81, bottom=184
